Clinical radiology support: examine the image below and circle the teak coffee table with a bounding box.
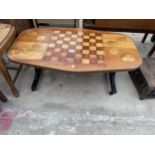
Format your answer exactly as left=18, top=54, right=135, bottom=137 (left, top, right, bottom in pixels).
left=7, top=28, right=142, bottom=95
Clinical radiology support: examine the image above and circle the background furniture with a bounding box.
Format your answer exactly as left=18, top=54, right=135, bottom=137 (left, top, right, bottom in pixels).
left=84, top=19, right=155, bottom=56
left=129, top=58, right=155, bottom=100
left=34, top=19, right=77, bottom=28
left=84, top=19, right=155, bottom=32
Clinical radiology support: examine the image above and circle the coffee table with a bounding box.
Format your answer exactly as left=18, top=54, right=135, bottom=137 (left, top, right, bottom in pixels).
left=7, top=28, right=142, bottom=95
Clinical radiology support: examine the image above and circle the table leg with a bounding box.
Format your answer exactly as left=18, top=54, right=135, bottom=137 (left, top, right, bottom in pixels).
left=31, top=68, right=42, bottom=91
left=141, top=33, right=148, bottom=43
left=147, top=43, right=155, bottom=57
left=151, top=34, right=155, bottom=42
left=109, top=72, right=117, bottom=95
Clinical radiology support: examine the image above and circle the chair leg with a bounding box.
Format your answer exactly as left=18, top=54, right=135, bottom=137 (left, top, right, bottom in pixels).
left=147, top=44, right=155, bottom=57
left=0, top=90, right=7, bottom=102
left=0, top=57, right=19, bottom=97
left=13, top=64, right=23, bottom=83
left=141, top=33, right=148, bottom=43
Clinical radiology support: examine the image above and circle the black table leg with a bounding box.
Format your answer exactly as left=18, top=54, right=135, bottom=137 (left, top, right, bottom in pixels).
left=109, top=72, right=117, bottom=95
left=151, top=34, right=155, bottom=42
left=31, top=68, right=42, bottom=91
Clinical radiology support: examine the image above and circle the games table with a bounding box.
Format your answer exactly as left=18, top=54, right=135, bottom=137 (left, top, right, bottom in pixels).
left=7, top=28, right=142, bottom=95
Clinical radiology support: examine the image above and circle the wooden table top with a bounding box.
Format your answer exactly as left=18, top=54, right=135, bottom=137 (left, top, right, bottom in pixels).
left=7, top=28, right=142, bottom=72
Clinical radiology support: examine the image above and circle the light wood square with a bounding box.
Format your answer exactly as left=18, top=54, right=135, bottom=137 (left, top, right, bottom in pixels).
left=48, top=43, right=55, bottom=48
left=83, top=42, right=90, bottom=46
left=97, top=51, right=104, bottom=55
left=90, top=39, right=96, bottom=43
left=96, top=43, right=103, bottom=47
left=64, top=37, right=70, bottom=41
left=51, top=36, right=58, bottom=40
left=72, top=35, right=77, bottom=38
left=57, top=40, right=63, bottom=44
left=96, top=36, right=102, bottom=40
left=69, top=49, right=75, bottom=53
left=90, top=33, right=95, bottom=36
left=59, top=34, right=65, bottom=37
left=83, top=50, right=89, bottom=54
left=70, top=41, right=76, bottom=45
left=76, top=46, right=82, bottom=50
left=90, top=46, right=96, bottom=51
left=82, top=59, right=90, bottom=64
left=54, top=48, right=61, bottom=52
left=62, top=44, right=69, bottom=49
left=77, top=38, right=83, bottom=42
left=84, top=35, right=90, bottom=39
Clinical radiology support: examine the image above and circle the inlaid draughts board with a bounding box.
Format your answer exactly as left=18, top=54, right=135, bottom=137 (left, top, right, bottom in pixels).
left=44, top=30, right=105, bottom=65
left=8, top=28, right=142, bottom=72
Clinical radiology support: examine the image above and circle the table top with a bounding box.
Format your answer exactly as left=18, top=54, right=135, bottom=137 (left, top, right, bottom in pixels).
left=7, top=28, right=142, bottom=72
left=0, top=23, right=16, bottom=54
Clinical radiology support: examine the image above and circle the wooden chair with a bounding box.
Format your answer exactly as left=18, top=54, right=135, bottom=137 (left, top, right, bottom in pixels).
left=141, top=33, right=149, bottom=43
left=0, top=20, right=35, bottom=102
left=0, top=23, right=20, bottom=102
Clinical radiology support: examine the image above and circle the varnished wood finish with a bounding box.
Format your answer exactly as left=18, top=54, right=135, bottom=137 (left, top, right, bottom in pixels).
left=8, top=28, right=142, bottom=72
left=0, top=23, right=19, bottom=97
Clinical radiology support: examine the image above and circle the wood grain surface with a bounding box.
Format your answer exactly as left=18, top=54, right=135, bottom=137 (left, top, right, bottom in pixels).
left=7, top=28, right=142, bottom=72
